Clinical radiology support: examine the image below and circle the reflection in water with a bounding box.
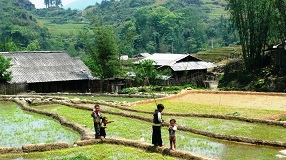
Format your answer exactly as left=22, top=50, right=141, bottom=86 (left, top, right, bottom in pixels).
left=178, top=134, right=224, bottom=158
left=0, top=102, right=80, bottom=147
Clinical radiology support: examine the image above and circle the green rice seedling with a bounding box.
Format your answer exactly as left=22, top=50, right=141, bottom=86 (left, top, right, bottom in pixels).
left=35, top=104, right=283, bottom=160
left=133, top=101, right=282, bottom=119
left=0, top=102, right=80, bottom=147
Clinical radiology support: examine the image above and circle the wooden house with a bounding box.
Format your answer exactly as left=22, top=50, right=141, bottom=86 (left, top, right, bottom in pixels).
left=265, top=42, right=286, bottom=67
left=134, top=53, right=216, bottom=84
left=0, top=51, right=95, bottom=93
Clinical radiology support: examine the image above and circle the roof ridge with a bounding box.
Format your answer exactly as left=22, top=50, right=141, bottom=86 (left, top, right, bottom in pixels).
left=0, top=51, right=65, bottom=54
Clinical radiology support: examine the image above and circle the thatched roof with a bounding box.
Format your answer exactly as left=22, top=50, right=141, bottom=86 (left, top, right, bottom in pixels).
left=0, top=51, right=95, bottom=83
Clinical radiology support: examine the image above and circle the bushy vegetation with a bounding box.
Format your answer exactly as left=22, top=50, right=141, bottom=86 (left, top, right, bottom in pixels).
left=85, top=0, right=237, bottom=56
left=218, top=59, right=286, bottom=92
left=278, top=116, right=286, bottom=121
left=120, top=84, right=201, bottom=94
left=0, top=54, right=12, bottom=82
left=34, top=8, right=81, bottom=24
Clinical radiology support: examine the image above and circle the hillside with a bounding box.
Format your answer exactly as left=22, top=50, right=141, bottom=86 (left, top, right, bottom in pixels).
left=193, top=46, right=242, bottom=64
left=0, top=0, right=44, bottom=51
left=0, top=0, right=37, bottom=28
left=84, top=0, right=228, bottom=26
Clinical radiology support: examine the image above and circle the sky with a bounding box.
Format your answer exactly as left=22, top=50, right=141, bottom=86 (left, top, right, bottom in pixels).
left=29, top=0, right=77, bottom=8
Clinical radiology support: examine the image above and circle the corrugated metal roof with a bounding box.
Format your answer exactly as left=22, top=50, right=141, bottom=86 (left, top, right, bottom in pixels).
left=171, top=62, right=216, bottom=71
left=134, top=53, right=216, bottom=71
left=0, top=51, right=95, bottom=83
left=139, top=53, right=151, bottom=58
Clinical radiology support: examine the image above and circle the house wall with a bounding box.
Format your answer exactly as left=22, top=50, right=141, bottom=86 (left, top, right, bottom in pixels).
left=28, top=80, right=89, bottom=93
left=173, top=69, right=207, bottom=81
left=273, top=49, right=286, bottom=66
left=0, top=83, right=27, bottom=95
left=157, top=67, right=208, bottom=86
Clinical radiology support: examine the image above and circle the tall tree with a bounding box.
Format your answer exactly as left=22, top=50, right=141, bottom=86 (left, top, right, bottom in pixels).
left=94, top=25, right=120, bottom=78
left=274, top=0, right=286, bottom=41
left=83, top=17, right=121, bottom=79
left=226, top=0, right=276, bottom=71
left=134, top=60, right=158, bottom=85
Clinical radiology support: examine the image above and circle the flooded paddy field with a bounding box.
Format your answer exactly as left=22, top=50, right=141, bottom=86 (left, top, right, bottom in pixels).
left=0, top=101, right=80, bottom=148
left=33, top=103, right=285, bottom=160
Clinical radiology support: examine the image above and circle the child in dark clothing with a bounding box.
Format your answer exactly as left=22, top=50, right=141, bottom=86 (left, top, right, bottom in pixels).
left=100, top=117, right=114, bottom=138
left=91, top=104, right=102, bottom=139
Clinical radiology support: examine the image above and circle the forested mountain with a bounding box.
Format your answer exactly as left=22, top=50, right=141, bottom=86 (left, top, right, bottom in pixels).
left=1, top=0, right=235, bottom=55
left=0, top=0, right=48, bottom=51
left=79, top=0, right=237, bottom=57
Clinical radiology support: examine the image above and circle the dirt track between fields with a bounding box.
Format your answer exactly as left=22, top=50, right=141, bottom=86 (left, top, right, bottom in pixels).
left=167, top=90, right=286, bottom=111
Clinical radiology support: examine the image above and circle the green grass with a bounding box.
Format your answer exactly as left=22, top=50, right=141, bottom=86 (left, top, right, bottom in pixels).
left=132, top=100, right=282, bottom=119
left=278, top=116, right=286, bottom=121
left=38, top=19, right=90, bottom=37
left=193, top=46, right=242, bottom=63
left=201, top=0, right=228, bottom=19
left=32, top=104, right=283, bottom=160
left=73, top=103, right=286, bottom=142
left=0, top=144, right=178, bottom=160
left=0, top=102, right=79, bottom=147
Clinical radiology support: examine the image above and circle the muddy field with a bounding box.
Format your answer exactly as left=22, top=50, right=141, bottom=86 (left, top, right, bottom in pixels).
left=170, top=90, right=286, bottom=111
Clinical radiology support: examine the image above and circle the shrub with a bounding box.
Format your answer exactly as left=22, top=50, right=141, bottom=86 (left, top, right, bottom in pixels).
left=278, top=116, right=286, bottom=121
left=120, top=87, right=137, bottom=94
left=138, top=86, right=148, bottom=92
left=152, top=85, right=163, bottom=92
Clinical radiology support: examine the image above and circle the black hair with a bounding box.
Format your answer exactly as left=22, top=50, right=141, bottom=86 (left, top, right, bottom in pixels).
left=157, top=104, right=165, bottom=109
left=102, top=117, right=107, bottom=121
left=94, top=104, right=99, bottom=108
left=170, top=119, right=176, bottom=123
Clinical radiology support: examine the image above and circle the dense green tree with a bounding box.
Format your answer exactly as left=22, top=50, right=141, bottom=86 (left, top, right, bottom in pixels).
left=26, top=40, right=40, bottom=51
left=83, top=17, right=121, bottom=79
left=274, top=0, right=286, bottom=41
left=85, top=0, right=240, bottom=54
left=132, top=6, right=209, bottom=54
left=0, top=54, right=12, bottom=83
left=119, top=21, right=138, bottom=57
left=0, top=37, right=18, bottom=52
left=94, top=25, right=121, bottom=78
left=134, top=60, right=158, bottom=85
left=226, top=0, right=276, bottom=71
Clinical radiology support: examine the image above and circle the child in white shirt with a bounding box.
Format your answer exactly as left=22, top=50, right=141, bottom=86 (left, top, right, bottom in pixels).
left=168, top=119, right=177, bottom=150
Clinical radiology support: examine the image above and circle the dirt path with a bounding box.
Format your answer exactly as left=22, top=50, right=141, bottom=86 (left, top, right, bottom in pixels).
left=168, top=90, right=286, bottom=111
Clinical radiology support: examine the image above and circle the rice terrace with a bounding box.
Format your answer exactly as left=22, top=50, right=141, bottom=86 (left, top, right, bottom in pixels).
left=0, top=90, right=286, bottom=160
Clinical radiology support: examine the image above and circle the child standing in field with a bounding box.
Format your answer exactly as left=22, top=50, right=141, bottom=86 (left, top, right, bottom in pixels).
left=100, top=117, right=114, bottom=138
left=91, top=104, right=102, bottom=139
left=168, top=119, right=177, bottom=150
